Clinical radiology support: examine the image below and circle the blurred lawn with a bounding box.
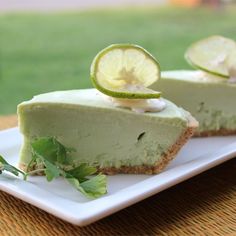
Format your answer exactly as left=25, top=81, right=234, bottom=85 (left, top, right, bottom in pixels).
left=0, top=7, right=236, bottom=114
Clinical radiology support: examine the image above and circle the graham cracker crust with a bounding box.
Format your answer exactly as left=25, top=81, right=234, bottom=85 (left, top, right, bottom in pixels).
left=194, top=129, right=236, bottom=137
left=19, top=125, right=196, bottom=175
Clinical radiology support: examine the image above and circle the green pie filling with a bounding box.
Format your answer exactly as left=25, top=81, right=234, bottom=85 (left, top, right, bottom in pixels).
left=150, top=70, right=236, bottom=133
left=18, top=89, right=191, bottom=169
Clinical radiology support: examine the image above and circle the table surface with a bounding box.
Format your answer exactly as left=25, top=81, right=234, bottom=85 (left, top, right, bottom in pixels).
left=0, top=115, right=235, bottom=236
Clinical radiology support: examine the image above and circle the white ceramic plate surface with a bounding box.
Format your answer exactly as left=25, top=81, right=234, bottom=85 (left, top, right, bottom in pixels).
left=0, top=127, right=235, bottom=226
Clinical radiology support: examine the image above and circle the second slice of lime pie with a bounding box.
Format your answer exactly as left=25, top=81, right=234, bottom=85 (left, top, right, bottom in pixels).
left=18, top=45, right=198, bottom=175
left=151, top=36, right=236, bottom=136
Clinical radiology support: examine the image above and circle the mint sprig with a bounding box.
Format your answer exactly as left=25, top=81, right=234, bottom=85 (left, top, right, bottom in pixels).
left=0, top=137, right=107, bottom=199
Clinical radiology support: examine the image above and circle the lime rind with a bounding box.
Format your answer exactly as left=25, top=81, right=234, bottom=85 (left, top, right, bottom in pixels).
left=185, top=35, right=236, bottom=78
left=90, top=44, right=161, bottom=99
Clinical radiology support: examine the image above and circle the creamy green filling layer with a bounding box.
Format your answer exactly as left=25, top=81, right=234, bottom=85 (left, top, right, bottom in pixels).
left=18, top=89, right=189, bottom=168
left=151, top=70, right=236, bottom=133
left=196, top=103, right=236, bottom=132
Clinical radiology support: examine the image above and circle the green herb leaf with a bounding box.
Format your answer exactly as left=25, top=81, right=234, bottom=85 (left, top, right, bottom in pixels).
left=30, top=137, right=107, bottom=199
left=65, top=163, right=97, bottom=182
left=0, top=155, right=26, bottom=179
left=43, top=159, right=61, bottom=181
left=66, top=174, right=107, bottom=199
left=31, top=139, right=63, bottom=181
left=80, top=174, right=107, bottom=198
left=65, top=177, right=88, bottom=196
left=31, top=137, right=70, bottom=165
left=1, top=137, right=107, bottom=199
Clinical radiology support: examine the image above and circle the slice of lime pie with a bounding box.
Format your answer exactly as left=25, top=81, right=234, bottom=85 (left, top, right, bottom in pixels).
left=155, top=70, right=236, bottom=136
left=151, top=36, right=236, bottom=136
left=18, top=45, right=198, bottom=174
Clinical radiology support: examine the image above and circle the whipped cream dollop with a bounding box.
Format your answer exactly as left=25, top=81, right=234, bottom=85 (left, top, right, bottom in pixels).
left=100, top=93, right=166, bottom=113
left=111, top=98, right=166, bottom=113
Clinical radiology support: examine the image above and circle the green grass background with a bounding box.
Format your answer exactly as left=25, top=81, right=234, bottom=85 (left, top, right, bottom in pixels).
left=0, top=7, right=236, bottom=114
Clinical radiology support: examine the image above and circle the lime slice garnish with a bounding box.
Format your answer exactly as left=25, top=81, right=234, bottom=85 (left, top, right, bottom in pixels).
left=90, top=44, right=161, bottom=99
left=185, top=35, right=236, bottom=78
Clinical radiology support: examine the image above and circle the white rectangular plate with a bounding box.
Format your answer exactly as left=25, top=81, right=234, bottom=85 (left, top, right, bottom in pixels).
left=0, top=128, right=235, bottom=226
